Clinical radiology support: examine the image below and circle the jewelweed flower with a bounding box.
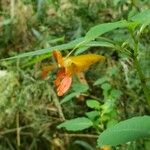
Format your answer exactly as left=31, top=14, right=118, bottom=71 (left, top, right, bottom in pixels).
left=42, top=50, right=105, bottom=96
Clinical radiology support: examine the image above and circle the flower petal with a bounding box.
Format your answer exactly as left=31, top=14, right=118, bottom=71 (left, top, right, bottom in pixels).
left=64, top=54, right=106, bottom=74
left=53, top=50, right=64, bottom=67
left=54, top=68, right=72, bottom=96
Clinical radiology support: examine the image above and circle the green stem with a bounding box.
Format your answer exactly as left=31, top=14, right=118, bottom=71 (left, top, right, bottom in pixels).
left=134, top=56, right=150, bottom=106
left=131, top=31, right=150, bottom=106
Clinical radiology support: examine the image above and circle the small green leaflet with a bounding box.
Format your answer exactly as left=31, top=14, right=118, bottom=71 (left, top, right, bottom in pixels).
left=57, top=117, right=93, bottom=131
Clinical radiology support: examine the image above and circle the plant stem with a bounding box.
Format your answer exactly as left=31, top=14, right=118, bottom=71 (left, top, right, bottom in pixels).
left=131, top=31, right=150, bottom=106
left=134, top=56, right=150, bottom=106
left=51, top=87, right=65, bottom=121
left=16, top=112, right=20, bottom=150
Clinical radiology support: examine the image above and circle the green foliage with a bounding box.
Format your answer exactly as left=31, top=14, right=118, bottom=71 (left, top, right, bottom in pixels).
left=85, top=20, right=130, bottom=42
left=57, top=117, right=93, bottom=131
left=86, top=100, right=101, bottom=110
left=0, top=1, right=150, bottom=149
left=74, top=140, right=95, bottom=150
left=2, top=38, right=84, bottom=60
left=130, top=9, right=150, bottom=25
left=97, top=116, right=150, bottom=147
left=60, top=92, right=79, bottom=104
left=60, top=83, right=89, bottom=104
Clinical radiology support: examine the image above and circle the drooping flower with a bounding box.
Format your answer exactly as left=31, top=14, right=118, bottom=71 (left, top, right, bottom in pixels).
left=52, top=50, right=105, bottom=96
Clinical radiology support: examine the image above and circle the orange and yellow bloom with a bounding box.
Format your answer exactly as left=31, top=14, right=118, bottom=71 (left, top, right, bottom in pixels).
left=42, top=50, right=105, bottom=96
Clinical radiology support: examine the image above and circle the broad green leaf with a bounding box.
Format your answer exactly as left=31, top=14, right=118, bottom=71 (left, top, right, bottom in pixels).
left=97, top=116, right=150, bottom=147
left=85, top=20, right=129, bottom=42
left=130, top=9, right=150, bottom=25
left=57, top=117, right=93, bottom=131
left=106, top=119, right=118, bottom=128
left=86, top=100, right=101, bottom=110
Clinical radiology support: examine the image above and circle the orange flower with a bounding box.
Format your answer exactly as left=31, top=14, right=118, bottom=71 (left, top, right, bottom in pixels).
left=53, top=50, right=105, bottom=96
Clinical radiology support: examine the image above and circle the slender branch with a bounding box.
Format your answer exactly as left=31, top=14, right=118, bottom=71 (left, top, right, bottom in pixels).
left=59, top=133, right=98, bottom=138
left=16, top=113, right=20, bottom=149
left=51, top=87, right=65, bottom=121
left=10, top=0, right=15, bottom=20
left=65, top=40, right=86, bottom=58
left=0, top=124, right=33, bottom=135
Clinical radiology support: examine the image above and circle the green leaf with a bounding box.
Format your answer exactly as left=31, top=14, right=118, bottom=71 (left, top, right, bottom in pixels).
left=101, top=83, right=111, bottom=91
left=101, top=100, right=114, bottom=114
left=22, top=53, right=51, bottom=67
left=94, top=77, right=109, bottom=86
left=75, top=40, right=114, bottom=55
left=86, top=41, right=114, bottom=48
left=57, top=117, right=93, bottom=131
left=110, top=89, right=122, bottom=99
left=130, top=9, right=150, bottom=25
left=74, top=140, right=95, bottom=150
left=85, top=20, right=129, bottom=42
left=75, top=46, right=90, bottom=55
left=86, top=100, right=101, bottom=110
left=60, top=92, right=79, bottom=104
left=106, top=119, right=118, bottom=128
left=72, top=83, right=89, bottom=93
left=2, top=38, right=84, bottom=60
left=86, top=111, right=99, bottom=121
left=97, top=116, right=150, bottom=147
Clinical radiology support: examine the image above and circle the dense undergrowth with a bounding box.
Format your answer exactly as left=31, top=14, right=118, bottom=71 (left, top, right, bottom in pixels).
left=0, top=0, right=150, bottom=150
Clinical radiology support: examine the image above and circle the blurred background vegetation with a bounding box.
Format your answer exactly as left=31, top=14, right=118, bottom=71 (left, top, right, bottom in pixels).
left=0, top=0, right=150, bottom=150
